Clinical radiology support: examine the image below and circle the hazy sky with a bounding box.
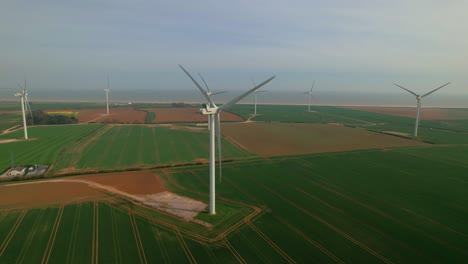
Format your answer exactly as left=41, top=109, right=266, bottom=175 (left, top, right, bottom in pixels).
left=1, top=0, right=467, bottom=95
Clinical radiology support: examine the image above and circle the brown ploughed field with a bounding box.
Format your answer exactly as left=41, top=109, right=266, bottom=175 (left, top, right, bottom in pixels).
left=0, top=181, right=105, bottom=208
left=221, top=123, right=427, bottom=157
left=342, top=106, right=468, bottom=120
left=145, top=107, right=244, bottom=123
left=76, top=107, right=147, bottom=123
left=72, top=171, right=165, bottom=195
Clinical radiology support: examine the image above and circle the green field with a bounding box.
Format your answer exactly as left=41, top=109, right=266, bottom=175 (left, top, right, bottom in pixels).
left=54, top=125, right=254, bottom=173
left=230, top=104, right=468, bottom=144
left=1, top=145, right=466, bottom=262
left=0, top=124, right=103, bottom=173
left=0, top=113, right=21, bottom=132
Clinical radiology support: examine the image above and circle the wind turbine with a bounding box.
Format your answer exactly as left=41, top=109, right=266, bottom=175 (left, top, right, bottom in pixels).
left=394, top=82, right=450, bottom=137
left=15, top=78, right=33, bottom=140
left=198, top=73, right=226, bottom=131
left=104, top=75, right=110, bottom=115
left=180, top=65, right=275, bottom=215
left=251, top=79, right=268, bottom=115
left=304, top=80, right=315, bottom=112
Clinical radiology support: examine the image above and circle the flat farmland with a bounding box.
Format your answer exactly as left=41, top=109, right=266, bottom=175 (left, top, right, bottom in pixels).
left=0, top=112, right=20, bottom=132
left=144, top=107, right=244, bottom=123
left=0, top=124, right=104, bottom=173
left=164, top=145, right=468, bottom=263
left=221, top=122, right=427, bottom=156
left=343, top=106, right=468, bottom=120
left=55, top=125, right=253, bottom=172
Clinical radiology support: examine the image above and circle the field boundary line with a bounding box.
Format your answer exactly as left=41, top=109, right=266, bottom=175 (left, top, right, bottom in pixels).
left=41, top=205, right=64, bottom=264
left=175, top=230, right=197, bottom=264
left=274, top=214, right=345, bottom=264
left=253, top=178, right=394, bottom=264
left=0, top=209, right=27, bottom=256
left=247, top=222, right=296, bottom=264
left=129, top=213, right=147, bottom=264
left=223, top=238, right=247, bottom=264
left=91, top=202, right=99, bottom=264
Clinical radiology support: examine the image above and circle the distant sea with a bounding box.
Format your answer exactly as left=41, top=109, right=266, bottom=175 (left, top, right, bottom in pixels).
left=1, top=89, right=467, bottom=108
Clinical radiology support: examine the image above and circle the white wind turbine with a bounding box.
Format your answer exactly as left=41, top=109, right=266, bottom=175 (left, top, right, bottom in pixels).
left=180, top=65, right=275, bottom=215
left=104, top=75, right=110, bottom=115
left=251, top=79, right=268, bottom=115
left=304, top=80, right=316, bottom=112
left=394, top=82, right=450, bottom=137
left=198, top=73, right=226, bottom=131
left=14, top=78, right=33, bottom=140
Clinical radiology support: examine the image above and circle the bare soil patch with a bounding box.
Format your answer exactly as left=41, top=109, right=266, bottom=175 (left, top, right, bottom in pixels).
left=221, top=123, right=427, bottom=157
left=0, top=181, right=105, bottom=208
left=140, top=191, right=207, bottom=220
left=342, top=106, right=468, bottom=120
left=145, top=108, right=244, bottom=123
left=72, top=171, right=165, bottom=195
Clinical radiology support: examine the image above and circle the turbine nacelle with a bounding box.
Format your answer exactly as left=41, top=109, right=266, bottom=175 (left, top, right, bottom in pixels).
left=200, top=104, right=218, bottom=115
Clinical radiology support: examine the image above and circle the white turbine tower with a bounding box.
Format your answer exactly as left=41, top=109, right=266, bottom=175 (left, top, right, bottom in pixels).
left=251, top=79, right=268, bottom=115
left=304, top=80, right=315, bottom=112
left=14, top=78, right=33, bottom=140
left=394, top=82, right=450, bottom=137
left=180, top=65, right=275, bottom=215
left=198, top=73, right=226, bottom=131
left=104, top=75, right=110, bottom=115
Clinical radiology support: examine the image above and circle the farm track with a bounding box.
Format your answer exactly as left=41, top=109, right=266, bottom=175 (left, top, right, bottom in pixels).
left=66, top=125, right=112, bottom=169
left=116, top=126, right=133, bottom=167
left=110, top=207, right=122, bottom=262
left=129, top=213, right=147, bottom=264
left=302, top=175, right=468, bottom=256
left=41, top=205, right=64, bottom=264
left=273, top=214, right=345, bottom=264
left=17, top=209, right=45, bottom=263
left=92, top=202, right=99, bottom=264
left=223, top=238, right=247, bottom=264
left=95, top=126, right=122, bottom=168
left=67, top=204, right=81, bottom=263
left=251, top=177, right=395, bottom=264
left=247, top=222, right=296, bottom=264
left=0, top=210, right=27, bottom=256
left=175, top=231, right=196, bottom=264
left=137, top=127, right=144, bottom=166
left=151, top=127, right=161, bottom=163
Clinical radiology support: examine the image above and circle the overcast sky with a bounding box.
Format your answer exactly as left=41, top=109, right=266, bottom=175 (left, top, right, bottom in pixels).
left=1, top=0, right=467, bottom=95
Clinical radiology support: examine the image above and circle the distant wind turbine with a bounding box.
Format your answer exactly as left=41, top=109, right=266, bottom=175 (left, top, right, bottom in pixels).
left=394, top=82, right=450, bottom=137
left=104, top=75, right=110, bottom=115
left=15, top=78, right=33, bottom=140
left=304, top=80, right=316, bottom=112
left=180, top=65, right=275, bottom=215
left=251, top=79, right=268, bottom=115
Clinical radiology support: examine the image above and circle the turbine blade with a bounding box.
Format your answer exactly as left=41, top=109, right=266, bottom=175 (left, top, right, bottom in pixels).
left=198, top=73, right=210, bottom=93
left=422, top=82, right=450, bottom=98
left=25, top=95, right=34, bottom=126
left=220, top=76, right=275, bottom=111
left=179, top=65, right=214, bottom=106
left=256, top=90, right=268, bottom=93
left=215, top=113, right=222, bottom=183
left=310, top=80, right=315, bottom=92
left=394, top=83, right=419, bottom=97
left=210, top=91, right=226, bottom=96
